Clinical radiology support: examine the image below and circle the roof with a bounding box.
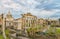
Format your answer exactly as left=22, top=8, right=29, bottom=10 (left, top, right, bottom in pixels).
left=6, top=11, right=13, bottom=19
left=21, top=13, right=37, bottom=18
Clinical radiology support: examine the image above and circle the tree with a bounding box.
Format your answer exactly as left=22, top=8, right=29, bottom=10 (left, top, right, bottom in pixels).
left=27, top=25, right=42, bottom=39
left=27, top=28, right=36, bottom=39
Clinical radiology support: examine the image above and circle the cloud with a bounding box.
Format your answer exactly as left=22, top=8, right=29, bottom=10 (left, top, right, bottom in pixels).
left=31, top=9, right=60, bottom=18
left=0, top=0, right=60, bottom=18
left=41, top=9, right=60, bottom=15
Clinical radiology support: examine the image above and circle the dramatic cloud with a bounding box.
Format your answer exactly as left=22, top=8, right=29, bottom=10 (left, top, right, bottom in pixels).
left=0, top=0, right=60, bottom=18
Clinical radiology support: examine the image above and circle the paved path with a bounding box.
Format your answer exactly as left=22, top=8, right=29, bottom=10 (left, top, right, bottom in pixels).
left=20, top=36, right=29, bottom=39
left=10, top=33, right=30, bottom=39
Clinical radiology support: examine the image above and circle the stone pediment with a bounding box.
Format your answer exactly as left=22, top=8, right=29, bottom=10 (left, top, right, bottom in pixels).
left=22, top=13, right=33, bottom=16
left=21, top=13, right=37, bottom=18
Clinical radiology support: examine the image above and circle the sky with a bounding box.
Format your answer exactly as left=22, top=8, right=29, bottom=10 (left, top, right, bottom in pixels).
left=0, top=0, right=60, bottom=19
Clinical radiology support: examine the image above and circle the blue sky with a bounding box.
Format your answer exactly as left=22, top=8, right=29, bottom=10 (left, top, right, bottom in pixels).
left=0, top=0, right=60, bottom=19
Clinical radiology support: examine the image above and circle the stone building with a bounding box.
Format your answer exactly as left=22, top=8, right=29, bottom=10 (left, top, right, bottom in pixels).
left=5, top=11, right=14, bottom=28
left=13, top=18, right=23, bottom=30
left=0, top=14, right=3, bottom=33
left=0, top=14, right=3, bottom=25
left=58, top=18, right=60, bottom=25
left=21, top=13, right=37, bottom=33
left=38, top=18, right=44, bottom=25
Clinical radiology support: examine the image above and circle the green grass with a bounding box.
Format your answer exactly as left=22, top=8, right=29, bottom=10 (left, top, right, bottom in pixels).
left=56, top=28, right=60, bottom=34
left=0, top=29, right=9, bottom=39
left=0, top=34, right=4, bottom=39
left=5, top=29, right=9, bottom=35
left=5, top=29, right=10, bottom=39
left=0, top=34, right=10, bottom=39
left=0, top=29, right=10, bottom=39
left=46, top=27, right=60, bottom=34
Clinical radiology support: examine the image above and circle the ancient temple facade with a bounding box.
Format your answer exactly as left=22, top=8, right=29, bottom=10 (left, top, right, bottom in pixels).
left=21, top=13, right=37, bottom=33
left=5, top=11, right=14, bottom=27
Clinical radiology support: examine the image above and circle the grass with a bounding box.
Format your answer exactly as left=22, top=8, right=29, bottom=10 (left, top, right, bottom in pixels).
left=0, top=27, right=60, bottom=39
left=5, top=29, right=10, bottom=39
left=56, top=28, right=60, bottom=34
left=0, top=29, right=10, bottom=39
left=5, top=29, right=9, bottom=35
left=0, top=34, right=10, bottom=39
left=46, top=27, right=60, bottom=34
left=0, top=34, right=4, bottom=39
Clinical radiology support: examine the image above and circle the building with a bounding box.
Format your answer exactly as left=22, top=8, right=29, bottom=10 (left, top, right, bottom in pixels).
left=21, top=13, right=37, bottom=33
left=38, top=18, right=44, bottom=25
left=0, top=14, right=3, bottom=33
left=5, top=11, right=14, bottom=28
left=13, top=18, right=23, bottom=30
left=0, top=14, right=3, bottom=25
left=58, top=18, right=60, bottom=25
